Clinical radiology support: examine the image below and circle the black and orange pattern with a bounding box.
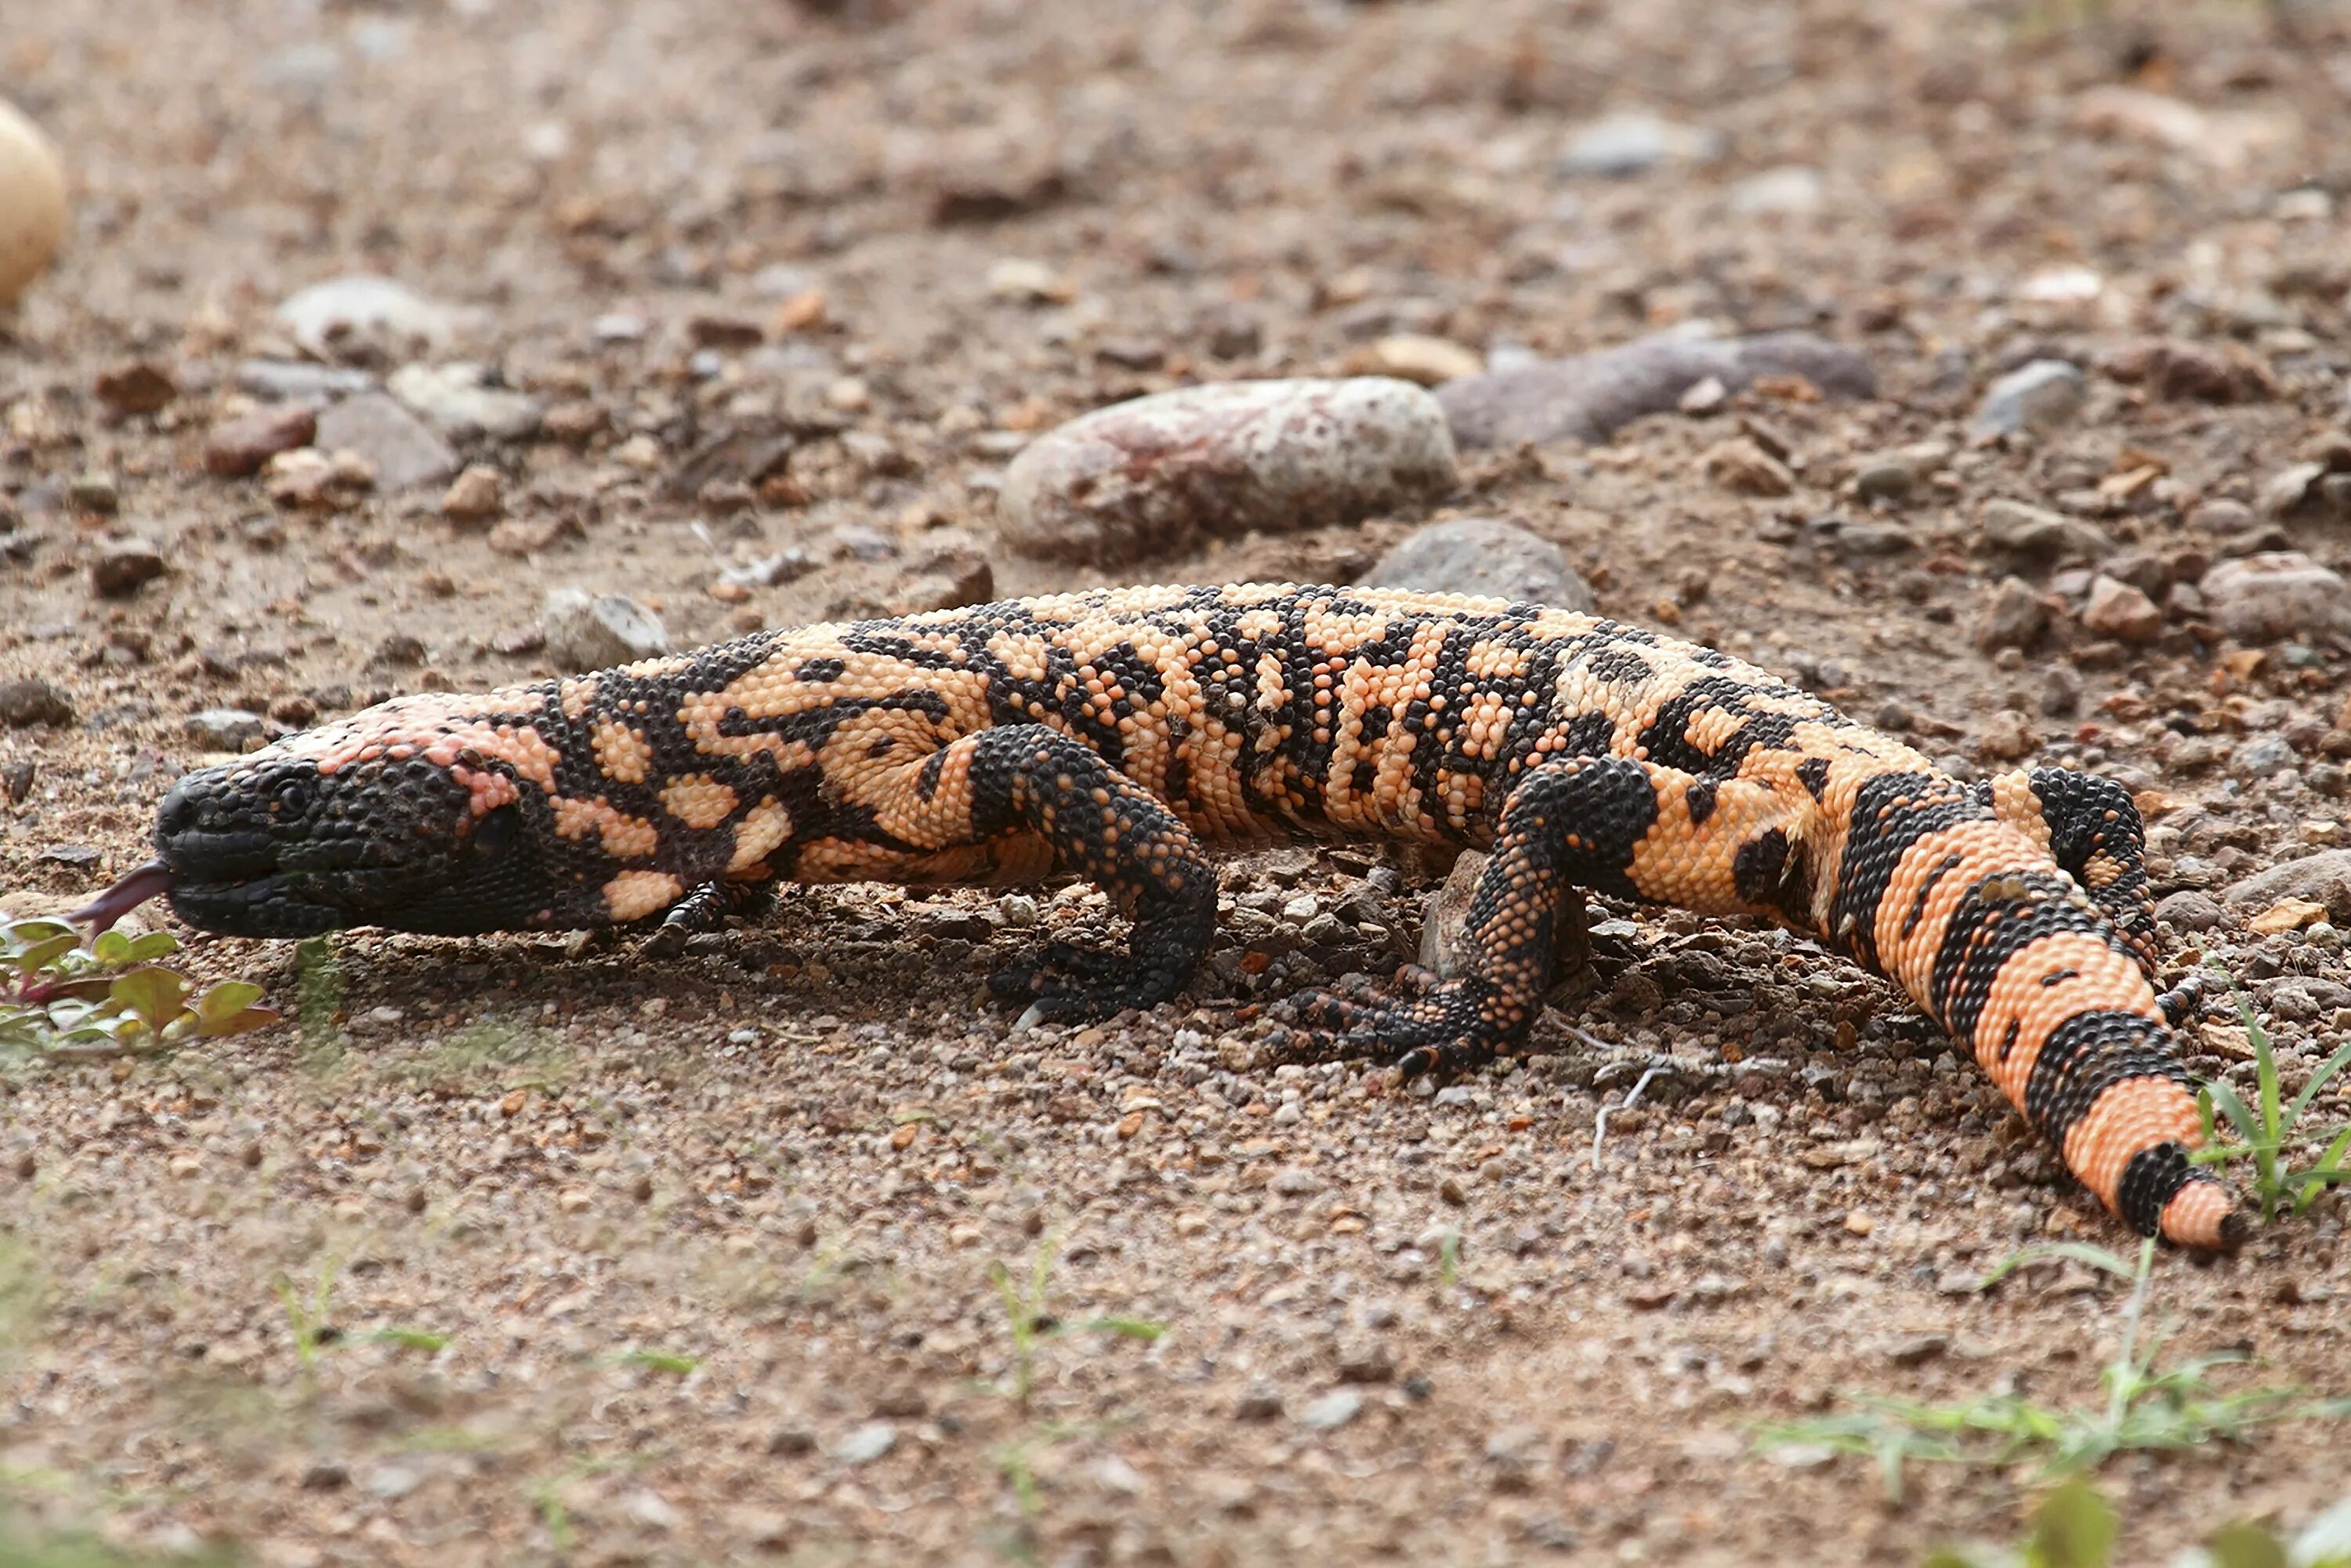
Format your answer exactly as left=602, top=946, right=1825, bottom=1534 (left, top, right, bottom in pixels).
left=108, top=583, right=2241, bottom=1247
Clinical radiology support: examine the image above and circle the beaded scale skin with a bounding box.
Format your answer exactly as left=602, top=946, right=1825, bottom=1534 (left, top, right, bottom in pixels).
left=99, top=582, right=2242, bottom=1248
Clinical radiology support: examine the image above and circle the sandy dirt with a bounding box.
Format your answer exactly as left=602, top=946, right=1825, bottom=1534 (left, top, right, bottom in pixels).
left=5, top=0, right=2351, bottom=1563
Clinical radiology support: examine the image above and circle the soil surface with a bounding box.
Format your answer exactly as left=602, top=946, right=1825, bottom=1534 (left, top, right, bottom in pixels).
left=5, top=1, right=2351, bottom=1564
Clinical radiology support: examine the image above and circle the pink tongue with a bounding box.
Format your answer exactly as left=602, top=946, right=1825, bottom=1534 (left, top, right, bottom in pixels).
left=70, top=859, right=176, bottom=934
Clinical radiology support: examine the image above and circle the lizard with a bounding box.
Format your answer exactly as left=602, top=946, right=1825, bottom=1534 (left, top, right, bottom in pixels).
left=75, top=581, right=2243, bottom=1249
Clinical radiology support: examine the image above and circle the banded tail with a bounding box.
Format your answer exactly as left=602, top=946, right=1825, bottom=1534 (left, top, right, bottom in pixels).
left=1827, top=769, right=2242, bottom=1249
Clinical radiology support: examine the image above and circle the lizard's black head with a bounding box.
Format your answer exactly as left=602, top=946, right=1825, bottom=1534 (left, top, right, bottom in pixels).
left=85, top=695, right=609, bottom=939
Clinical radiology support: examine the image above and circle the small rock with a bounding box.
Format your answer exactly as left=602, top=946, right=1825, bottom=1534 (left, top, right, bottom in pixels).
left=999, top=378, right=1458, bottom=566
left=186, top=709, right=266, bottom=751
left=984, top=257, right=1070, bottom=304
left=2232, top=735, right=2295, bottom=778
left=1704, top=436, right=1794, bottom=497
left=205, top=405, right=318, bottom=477
left=2225, top=850, right=2351, bottom=924
left=0, top=677, right=74, bottom=728
left=1351, top=334, right=1483, bottom=386
left=1972, top=359, right=2085, bottom=438
left=2081, top=576, right=2162, bottom=642
left=1558, top=111, right=1723, bottom=178
left=68, top=473, right=120, bottom=515
left=1980, top=498, right=2113, bottom=564
left=2248, top=898, right=2327, bottom=936
left=2197, top=552, right=2351, bottom=643
left=833, top=1421, right=897, bottom=1465
left=2102, top=338, right=2274, bottom=404
left=90, top=542, right=167, bottom=598
left=1976, top=709, right=2038, bottom=763
left=1233, top=1384, right=1284, bottom=1421
left=1974, top=576, right=2049, bottom=653
left=622, top=1491, right=679, bottom=1531
left=1297, top=1389, right=1363, bottom=1431
left=315, top=392, right=458, bottom=492
left=1884, top=1332, right=1949, bottom=1367
left=277, top=274, right=459, bottom=358
left=94, top=361, right=178, bottom=416
left=386, top=361, right=544, bottom=443
left=1360, top=518, right=1596, bottom=610
left=2, top=762, right=34, bottom=804
left=1335, top=1339, right=1396, bottom=1384
left=235, top=359, right=377, bottom=407
left=1729, top=165, right=1824, bottom=216
left=2155, top=890, right=2229, bottom=932
left=440, top=465, right=504, bottom=523
left=363, top=1465, right=420, bottom=1501
left=2262, top=462, right=2332, bottom=520
left=0, top=97, right=69, bottom=309
left=1437, top=330, right=1873, bottom=450
left=543, top=589, right=670, bottom=671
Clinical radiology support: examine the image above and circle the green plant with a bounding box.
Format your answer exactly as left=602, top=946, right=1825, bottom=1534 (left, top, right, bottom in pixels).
left=0, top=917, right=275, bottom=1059
left=610, top=1348, right=698, bottom=1375
left=1757, top=1240, right=2335, bottom=1504
left=292, top=936, right=342, bottom=1066
left=2193, top=983, right=2351, bottom=1222
left=271, top=1255, right=448, bottom=1375
left=988, top=1239, right=1164, bottom=1410
left=1930, top=1484, right=2351, bottom=1568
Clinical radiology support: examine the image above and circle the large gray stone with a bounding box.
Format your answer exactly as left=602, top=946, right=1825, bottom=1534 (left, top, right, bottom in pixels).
left=1360, top=518, right=1596, bottom=611
left=1435, top=331, right=1874, bottom=450
left=314, top=392, right=458, bottom=491
left=2226, top=851, right=2351, bottom=924
left=999, top=378, right=1458, bottom=566
left=542, top=589, right=670, bottom=672
left=1972, top=359, right=2086, bottom=438
left=2198, top=552, right=2351, bottom=643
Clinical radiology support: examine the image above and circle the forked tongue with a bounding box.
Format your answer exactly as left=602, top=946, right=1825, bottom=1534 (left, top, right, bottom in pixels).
left=70, top=858, right=176, bottom=934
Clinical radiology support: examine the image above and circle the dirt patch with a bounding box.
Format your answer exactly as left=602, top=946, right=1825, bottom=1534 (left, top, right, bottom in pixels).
left=4, top=0, right=2351, bottom=1563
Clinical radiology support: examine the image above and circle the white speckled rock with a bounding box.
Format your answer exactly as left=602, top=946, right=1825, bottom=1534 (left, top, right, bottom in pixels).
left=998, top=377, right=1458, bottom=565
left=2197, top=552, right=2351, bottom=643
left=0, top=98, right=68, bottom=309
left=542, top=588, right=670, bottom=672
left=1361, top=517, right=1596, bottom=611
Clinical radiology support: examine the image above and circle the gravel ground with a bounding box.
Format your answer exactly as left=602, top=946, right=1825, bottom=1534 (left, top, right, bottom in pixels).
left=5, top=1, right=2351, bottom=1563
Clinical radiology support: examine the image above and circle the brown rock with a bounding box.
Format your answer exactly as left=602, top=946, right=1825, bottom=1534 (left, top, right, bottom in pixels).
left=2225, top=850, right=2351, bottom=924
left=0, top=676, right=74, bottom=728
left=1975, top=577, right=2050, bottom=654
left=205, top=404, right=317, bottom=477
left=94, top=361, right=178, bottom=415
left=2080, top=575, right=2162, bottom=642
left=440, top=465, right=505, bottom=523
left=89, top=541, right=167, bottom=598
left=1704, top=437, right=1794, bottom=497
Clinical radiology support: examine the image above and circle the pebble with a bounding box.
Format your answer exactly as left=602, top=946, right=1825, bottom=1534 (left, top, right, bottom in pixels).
left=2197, top=552, right=2351, bottom=643
left=277, top=274, right=460, bottom=358
left=2225, top=850, right=2351, bottom=925
left=0, top=97, right=67, bottom=308
left=1297, top=1389, right=1363, bottom=1431
left=1417, top=849, right=1487, bottom=979
left=2155, top=890, right=2229, bottom=932
left=95, top=362, right=178, bottom=417
left=1980, top=498, right=2112, bottom=564
left=999, top=378, right=1458, bottom=565
left=205, top=405, right=318, bottom=477
left=1970, top=359, right=2085, bottom=438
left=1349, top=334, right=1483, bottom=386
left=1360, top=517, right=1596, bottom=610
left=834, top=1421, right=897, bottom=1465
left=543, top=589, right=670, bottom=671
left=1437, top=330, right=1873, bottom=450
left=185, top=709, right=266, bottom=751
left=2231, top=735, right=2295, bottom=778
left=1728, top=165, right=1825, bottom=216
left=387, top=361, right=544, bottom=442
left=90, top=541, right=168, bottom=598
left=235, top=360, right=378, bottom=407
left=1973, top=577, right=2049, bottom=653
left=1233, top=1384, right=1284, bottom=1421
left=314, top=393, right=458, bottom=492
left=440, top=465, right=504, bottom=523
left=984, top=257, right=1070, bottom=304
left=2081, top=576, right=2162, bottom=642
left=1704, top=436, right=1795, bottom=498
left=1558, top=111, right=1723, bottom=178
left=0, top=677, right=74, bottom=728
left=69, top=473, right=121, bottom=515
left=3, top=761, right=38, bottom=804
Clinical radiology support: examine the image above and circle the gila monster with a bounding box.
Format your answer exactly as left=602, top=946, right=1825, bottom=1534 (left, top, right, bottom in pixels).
left=78, top=582, right=2242, bottom=1248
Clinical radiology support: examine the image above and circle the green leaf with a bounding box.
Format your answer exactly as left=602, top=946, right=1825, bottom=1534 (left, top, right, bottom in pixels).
left=2204, top=1078, right=2262, bottom=1146
left=1055, top=1316, right=1166, bottom=1342
left=2028, top=1479, right=2114, bottom=1568
left=1978, top=1243, right=2140, bottom=1288
left=119, top=930, right=182, bottom=965
left=2206, top=1523, right=2288, bottom=1568
left=193, top=981, right=266, bottom=1027
left=197, top=1005, right=280, bottom=1039
left=90, top=929, right=132, bottom=969
left=12, top=932, right=78, bottom=979
left=108, top=968, right=191, bottom=1034
left=365, top=1327, right=451, bottom=1353
left=2288, top=1041, right=2351, bottom=1129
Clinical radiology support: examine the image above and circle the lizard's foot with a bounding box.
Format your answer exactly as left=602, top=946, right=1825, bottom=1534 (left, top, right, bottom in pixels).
left=2155, top=969, right=2211, bottom=1027
left=987, top=940, right=1190, bottom=1023
left=1265, top=968, right=1507, bottom=1079
left=637, top=880, right=777, bottom=961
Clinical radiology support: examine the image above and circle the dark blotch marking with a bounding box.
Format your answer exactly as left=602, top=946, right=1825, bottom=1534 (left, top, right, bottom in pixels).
left=1796, top=756, right=1831, bottom=801
left=1685, top=777, right=1719, bottom=827
left=795, top=657, right=846, bottom=684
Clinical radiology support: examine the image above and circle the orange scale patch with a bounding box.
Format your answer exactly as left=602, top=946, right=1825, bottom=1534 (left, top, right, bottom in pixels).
left=603, top=871, right=684, bottom=922
left=592, top=719, right=654, bottom=785
left=661, top=773, right=739, bottom=831
left=1966, top=931, right=2150, bottom=1103
left=2061, top=1076, right=2204, bottom=1211
left=552, top=796, right=661, bottom=860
